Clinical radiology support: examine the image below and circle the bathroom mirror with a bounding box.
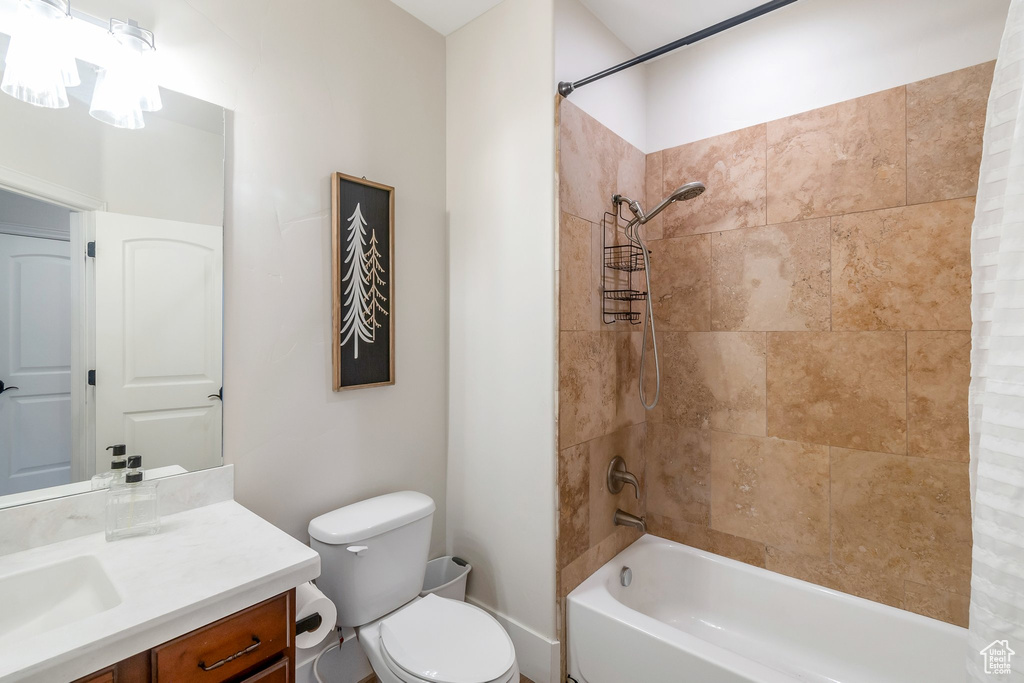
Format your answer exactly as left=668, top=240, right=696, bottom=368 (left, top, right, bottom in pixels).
left=0, top=32, right=226, bottom=508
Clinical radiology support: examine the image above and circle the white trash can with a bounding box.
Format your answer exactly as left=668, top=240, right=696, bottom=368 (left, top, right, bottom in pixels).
left=420, top=556, right=471, bottom=601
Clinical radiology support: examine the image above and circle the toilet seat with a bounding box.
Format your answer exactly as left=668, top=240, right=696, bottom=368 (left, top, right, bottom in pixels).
left=378, top=594, right=516, bottom=683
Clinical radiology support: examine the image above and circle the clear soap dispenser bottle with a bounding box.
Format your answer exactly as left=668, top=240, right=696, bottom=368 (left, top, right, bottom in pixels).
left=91, top=444, right=128, bottom=490
left=105, top=455, right=159, bottom=541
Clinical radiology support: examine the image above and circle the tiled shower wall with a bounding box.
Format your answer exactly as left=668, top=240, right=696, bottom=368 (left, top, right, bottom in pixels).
left=556, top=61, right=992, bottom=631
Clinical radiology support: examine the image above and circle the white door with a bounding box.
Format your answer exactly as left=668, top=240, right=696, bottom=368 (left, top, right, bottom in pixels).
left=93, top=212, right=222, bottom=473
left=0, top=233, right=72, bottom=494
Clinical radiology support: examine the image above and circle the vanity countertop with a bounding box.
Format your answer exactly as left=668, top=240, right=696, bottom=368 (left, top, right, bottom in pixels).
left=0, top=499, right=320, bottom=682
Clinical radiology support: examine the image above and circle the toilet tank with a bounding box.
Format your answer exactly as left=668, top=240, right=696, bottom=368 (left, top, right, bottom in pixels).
left=309, top=491, right=435, bottom=627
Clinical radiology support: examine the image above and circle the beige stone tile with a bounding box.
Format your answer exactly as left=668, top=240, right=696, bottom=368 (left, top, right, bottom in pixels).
left=907, top=61, right=994, bottom=205
left=831, top=199, right=973, bottom=331
left=661, top=124, right=767, bottom=237
left=831, top=448, right=972, bottom=595
left=588, top=423, right=646, bottom=548
left=648, top=234, right=712, bottom=331
left=559, top=99, right=645, bottom=225
left=765, top=546, right=904, bottom=608
left=710, top=432, right=830, bottom=555
left=559, top=331, right=615, bottom=449
left=558, top=443, right=589, bottom=570
left=903, top=580, right=971, bottom=627
left=559, top=212, right=598, bottom=332
left=767, top=332, right=907, bottom=454
left=644, top=150, right=665, bottom=241
left=711, top=219, right=831, bottom=331
left=614, top=332, right=646, bottom=430
left=767, top=87, right=906, bottom=223
left=646, top=423, right=710, bottom=525
left=559, top=525, right=641, bottom=598
left=908, top=332, right=971, bottom=462
left=651, top=331, right=767, bottom=436
left=647, top=513, right=767, bottom=568
left=559, top=329, right=644, bottom=450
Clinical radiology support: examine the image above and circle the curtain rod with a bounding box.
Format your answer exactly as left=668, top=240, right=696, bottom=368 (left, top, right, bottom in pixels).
left=557, top=0, right=800, bottom=98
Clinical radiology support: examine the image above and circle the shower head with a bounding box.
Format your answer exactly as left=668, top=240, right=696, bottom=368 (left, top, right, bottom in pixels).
left=642, top=181, right=705, bottom=224
left=669, top=181, right=706, bottom=203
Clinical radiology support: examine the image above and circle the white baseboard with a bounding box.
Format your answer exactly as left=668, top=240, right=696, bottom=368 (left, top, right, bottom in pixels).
left=466, top=597, right=561, bottom=683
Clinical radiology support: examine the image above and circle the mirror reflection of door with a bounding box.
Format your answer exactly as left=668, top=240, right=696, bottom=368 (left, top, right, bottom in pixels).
left=93, top=212, right=223, bottom=473
left=0, top=192, right=72, bottom=494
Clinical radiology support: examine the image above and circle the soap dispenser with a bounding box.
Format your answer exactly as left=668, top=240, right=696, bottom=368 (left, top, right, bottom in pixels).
left=91, top=444, right=128, bottom=490
left=105, top=455, right=160, bottom=541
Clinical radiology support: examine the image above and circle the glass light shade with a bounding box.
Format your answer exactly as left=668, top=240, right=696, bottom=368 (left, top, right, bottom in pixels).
left=0, top=0, right=80, bottom=109
left=89, top=26, right=161, bottom=129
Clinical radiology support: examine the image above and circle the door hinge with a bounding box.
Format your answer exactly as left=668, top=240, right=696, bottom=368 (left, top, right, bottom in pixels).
left=86, top=241, right=95, bottom=257
left=87, top=370, right=96, bottom=386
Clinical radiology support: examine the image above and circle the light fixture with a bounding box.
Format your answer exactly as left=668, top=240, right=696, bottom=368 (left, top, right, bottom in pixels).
left=89, top=18, right=161, bottom=130
left=1, top=0, right=81, bottom=109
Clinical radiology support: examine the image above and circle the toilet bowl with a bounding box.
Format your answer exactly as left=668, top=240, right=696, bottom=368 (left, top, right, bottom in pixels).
left=309, top=491, right=519, bottom=683
left=358, top=595, right=519, bottom=683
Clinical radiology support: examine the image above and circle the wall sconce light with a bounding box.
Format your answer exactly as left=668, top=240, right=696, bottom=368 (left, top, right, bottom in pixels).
left=89, top=19, right=161, bottom=130
left=0, top=0, right=80, bottom=109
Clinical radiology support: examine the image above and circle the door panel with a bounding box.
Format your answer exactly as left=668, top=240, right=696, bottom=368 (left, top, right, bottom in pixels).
left=123, top=406, right=220, bottom=472
left=93, top=212, right=222, bottom=472
left=0, top=234, right=72, bottom=494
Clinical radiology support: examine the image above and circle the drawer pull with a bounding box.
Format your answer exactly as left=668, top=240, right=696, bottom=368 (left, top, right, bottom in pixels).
left=197, top=636, right=261, bottom=672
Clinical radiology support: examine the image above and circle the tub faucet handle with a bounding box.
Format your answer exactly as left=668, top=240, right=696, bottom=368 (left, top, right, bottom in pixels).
left=608, top=456, right=640, bottom=499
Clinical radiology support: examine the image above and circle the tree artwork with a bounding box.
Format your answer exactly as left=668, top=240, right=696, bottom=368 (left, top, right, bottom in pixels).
left=332, top=172, right=394, bottom=391
left=363, top=226, right=389, bottom=339
left=340, top=203, right=373, bottom=358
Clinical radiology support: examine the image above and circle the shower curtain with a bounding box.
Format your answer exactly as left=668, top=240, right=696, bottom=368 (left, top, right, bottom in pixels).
left=968, top=1, right=1024, bottom=680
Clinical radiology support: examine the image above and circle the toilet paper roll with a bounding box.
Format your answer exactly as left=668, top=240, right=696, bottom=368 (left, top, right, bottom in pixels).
left=295, top=581, right=338, bottom=650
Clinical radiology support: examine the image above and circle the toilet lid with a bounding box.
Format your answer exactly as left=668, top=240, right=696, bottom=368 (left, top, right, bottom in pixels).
left=380, top=594, right=515, bottom=683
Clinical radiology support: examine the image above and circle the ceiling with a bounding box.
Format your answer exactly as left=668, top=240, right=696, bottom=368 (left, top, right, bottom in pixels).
left=389, top=0, right=777, bottom=54
left=388, top=0, right=505, bottom=36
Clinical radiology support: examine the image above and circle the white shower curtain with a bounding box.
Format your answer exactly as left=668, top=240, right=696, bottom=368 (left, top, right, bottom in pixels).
left=969, top=1, right=1024, bottom=680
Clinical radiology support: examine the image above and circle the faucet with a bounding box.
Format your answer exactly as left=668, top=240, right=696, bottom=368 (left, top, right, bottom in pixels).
left=607, top=456, right=640, bottom=499
left=614, top=509, right=647, bottom=533
left=608, top=456, right=646, bottom=533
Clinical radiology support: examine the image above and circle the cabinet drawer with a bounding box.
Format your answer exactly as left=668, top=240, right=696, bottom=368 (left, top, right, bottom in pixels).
left=76, top=673, right=114, bottom=683
left=239, top=657, right=289, bottom=683
left=152, top=593, right=292, bottom=682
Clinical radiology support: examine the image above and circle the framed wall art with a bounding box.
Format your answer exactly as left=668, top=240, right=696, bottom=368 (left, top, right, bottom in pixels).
left=331, top=172, right=394, bottom=390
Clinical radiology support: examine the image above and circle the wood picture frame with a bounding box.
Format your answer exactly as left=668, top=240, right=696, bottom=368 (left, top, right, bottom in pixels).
left=331, top=172, right=395, bottom=391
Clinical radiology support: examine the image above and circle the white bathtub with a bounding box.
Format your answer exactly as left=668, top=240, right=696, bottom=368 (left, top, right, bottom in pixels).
left=567, top=535, right=967, bottom=683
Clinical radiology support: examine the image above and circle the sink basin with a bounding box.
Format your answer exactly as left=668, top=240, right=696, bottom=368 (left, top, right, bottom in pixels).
left=0, top=555, right=121, bottom=644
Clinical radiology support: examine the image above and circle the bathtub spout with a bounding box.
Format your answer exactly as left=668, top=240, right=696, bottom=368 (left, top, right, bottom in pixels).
left=614, top=509, right=647, bottom=533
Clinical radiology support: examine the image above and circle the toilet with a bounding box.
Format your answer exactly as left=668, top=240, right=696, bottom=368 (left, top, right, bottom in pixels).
left=309, top=491, right=519, bottom=683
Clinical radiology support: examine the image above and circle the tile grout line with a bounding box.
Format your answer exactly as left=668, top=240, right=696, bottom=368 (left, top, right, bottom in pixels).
left=905, top=330, right=910, bottom=456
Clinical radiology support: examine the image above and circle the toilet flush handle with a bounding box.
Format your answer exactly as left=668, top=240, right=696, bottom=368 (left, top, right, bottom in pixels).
left=346, top=545, right=369, bottom=557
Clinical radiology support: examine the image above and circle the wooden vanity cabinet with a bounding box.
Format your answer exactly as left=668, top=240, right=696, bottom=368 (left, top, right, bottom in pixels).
left=74, top=590, right=295, bottom=683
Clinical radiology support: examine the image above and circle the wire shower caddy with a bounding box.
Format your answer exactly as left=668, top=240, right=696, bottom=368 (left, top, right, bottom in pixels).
left=601, top=207, right=648, bottom=324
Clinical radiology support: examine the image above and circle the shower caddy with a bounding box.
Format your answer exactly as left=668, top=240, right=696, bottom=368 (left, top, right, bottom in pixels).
left=601, top=208, right=647, bottom=324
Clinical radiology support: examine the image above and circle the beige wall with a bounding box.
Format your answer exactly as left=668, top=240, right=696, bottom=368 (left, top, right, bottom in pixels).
left=446, top=0, right=559, bottom=679
left=557, top=60, right=989, bottom=633
left=75, top=0, right=450, bottom=558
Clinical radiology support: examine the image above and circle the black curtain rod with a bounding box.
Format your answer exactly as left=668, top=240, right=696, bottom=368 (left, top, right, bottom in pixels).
left=557, top=0, right=799, bottom=98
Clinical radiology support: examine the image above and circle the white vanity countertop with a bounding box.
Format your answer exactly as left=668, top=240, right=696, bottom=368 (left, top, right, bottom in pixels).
left=0, top=500, right=320, bottom=682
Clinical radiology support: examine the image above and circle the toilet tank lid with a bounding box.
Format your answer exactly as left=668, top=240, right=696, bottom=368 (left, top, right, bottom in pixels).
left=309, top=491, right=436, bottom=544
